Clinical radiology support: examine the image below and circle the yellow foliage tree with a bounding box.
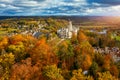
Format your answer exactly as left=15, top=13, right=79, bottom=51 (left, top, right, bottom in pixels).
left=0, top=37, right=8, bottom=50
left=43, top=64, right=64, bottom=80
left=97, top=71, right=118, bottom=80
left=70, top=69, right=93, bottom=80
left=0, top=53, right=15, bottom=80
left=7, top=42, right=26, bottom=62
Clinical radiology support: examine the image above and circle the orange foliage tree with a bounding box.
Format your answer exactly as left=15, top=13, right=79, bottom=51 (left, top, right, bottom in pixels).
left=74, top=41, right=93, bottom=70
left=0, top=37, right=9, bottom=51
left=110, top=65, right=119, bottom=78
left=82, top=54, right=92, bottom=70
left=77, top=30, right=88, bottom=43
left=102, top=54, right=112, bottom=71
left=9, top=34, right=26, bottom=44
left=30, top=37, right=57, bottom=65
left=10, top=58, right=42, bottom=80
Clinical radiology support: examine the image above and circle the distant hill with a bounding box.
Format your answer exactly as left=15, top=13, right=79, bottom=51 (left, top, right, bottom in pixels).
left=55, top=16, right=120, bottom=26
left=0, top=16, right=120, bottom=26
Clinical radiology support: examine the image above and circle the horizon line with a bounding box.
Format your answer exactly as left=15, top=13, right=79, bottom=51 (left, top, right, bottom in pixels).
left=1, top=15, right=120, bottom=17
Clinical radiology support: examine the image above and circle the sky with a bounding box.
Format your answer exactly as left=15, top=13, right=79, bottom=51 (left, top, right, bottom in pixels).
left=0, top=0, right=120, bottom=16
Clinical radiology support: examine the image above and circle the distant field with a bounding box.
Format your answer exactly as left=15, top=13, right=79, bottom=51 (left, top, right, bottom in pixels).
left=79, top=26, right=108, bottom=29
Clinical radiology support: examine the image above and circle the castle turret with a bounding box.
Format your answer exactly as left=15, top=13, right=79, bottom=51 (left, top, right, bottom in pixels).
left=68, top=21, right=73, bottom=32
left=68, top=20, right=73, bottom=38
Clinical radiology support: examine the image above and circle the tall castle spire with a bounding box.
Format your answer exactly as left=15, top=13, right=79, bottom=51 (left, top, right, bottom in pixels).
left=68, top=20, right=73, bottom=38
left=68, top=20, right=73, bottom=31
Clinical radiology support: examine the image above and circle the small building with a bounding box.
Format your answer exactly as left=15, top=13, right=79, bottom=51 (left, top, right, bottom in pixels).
left=98, top=30, right=107, bottom=35
left=33, top=31, right=43, bottom=39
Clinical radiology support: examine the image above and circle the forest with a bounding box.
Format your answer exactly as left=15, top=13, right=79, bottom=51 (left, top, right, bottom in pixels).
left=0, top=17, right=120, bottom=80
left=0, top=28, right=120, bottom=80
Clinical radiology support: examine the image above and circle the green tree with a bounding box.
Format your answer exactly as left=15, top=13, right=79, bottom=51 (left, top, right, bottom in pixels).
left=57, top=40, right=74, bottom=69
left=94, top=53, right=104, bottom=66
left=89, top=61, right=99, bottom=78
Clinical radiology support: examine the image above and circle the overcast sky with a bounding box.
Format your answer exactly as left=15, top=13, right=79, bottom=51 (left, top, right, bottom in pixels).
left=0, top=0, right=120, bottom=16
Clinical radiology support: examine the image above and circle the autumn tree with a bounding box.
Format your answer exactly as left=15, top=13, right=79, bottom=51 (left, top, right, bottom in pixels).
left=88, top=37, right=98, bottom=47
left=73, top=41, right=93, bottom=70
left=82, top=54, right=92, bottom=70
left=10, top=58, right=42, bottom=80
left=0, top=37, right=9, bottom=52
left=116, top=61, right=120, bottom=78
left=70, top=69, right=93, bottom=80
left=77, top=30, right=87, bottom=43
left=70, top=69, right=85, bottom=80
left=7, top=42, right=26, bottom=62
left=89, top=61, right=99, bottom=79
left=0, top=53, right=15, bottom=80
left=42, top=64, right=64, bottom=80
left=30, top=37, right=57, bottom=65
left=73, top=30, right=94, bottom=70
left=97, top=71, right=118, bottom=80
left=9, top=34, right=25, bottom=44
left=71, top=32, right=78, bottom=45
left=61, top=69, right=71, bottom=80
left=94, top=53, right=104, bottom=66
left=57, top=40, right=74, bottom=69
left=110, top=65, right=119, bottom=78
left=102, top=54, right=112, bottom=71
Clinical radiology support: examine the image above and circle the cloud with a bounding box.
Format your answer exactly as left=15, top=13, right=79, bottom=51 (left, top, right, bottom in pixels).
left=0, top=0, right=14, bottom=3
left=0, top=0, right=120, bottom=16
left=0, top=4, right=7, bottom=7
left=87, top=0, right=120, bottom=5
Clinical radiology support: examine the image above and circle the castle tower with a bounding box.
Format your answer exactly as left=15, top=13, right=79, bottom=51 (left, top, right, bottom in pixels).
left=68, top=21, right=73, bottom=32
left=68, top=20, right=73, bottom=38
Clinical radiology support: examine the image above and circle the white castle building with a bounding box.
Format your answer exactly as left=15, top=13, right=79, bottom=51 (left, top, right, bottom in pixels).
left=57, top=21, right=79, bottom=39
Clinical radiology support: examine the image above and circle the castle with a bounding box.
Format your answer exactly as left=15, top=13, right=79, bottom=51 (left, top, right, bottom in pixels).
left=57, top=21, right=79, bottom=39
